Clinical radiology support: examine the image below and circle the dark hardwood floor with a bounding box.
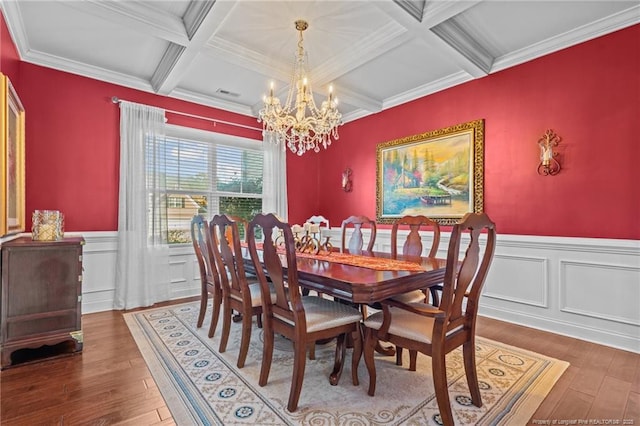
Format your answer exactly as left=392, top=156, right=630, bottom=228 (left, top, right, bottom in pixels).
left=1, top=297, right=638, bottom=425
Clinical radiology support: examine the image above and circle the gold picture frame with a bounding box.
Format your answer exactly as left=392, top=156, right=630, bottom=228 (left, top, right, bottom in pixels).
left=1, top=73, right=25, bottom=236
left=376, top=119, right=484, bottom=225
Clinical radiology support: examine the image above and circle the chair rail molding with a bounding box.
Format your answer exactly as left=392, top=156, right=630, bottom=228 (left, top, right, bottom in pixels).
left=64, top=230, right=639, bottom=353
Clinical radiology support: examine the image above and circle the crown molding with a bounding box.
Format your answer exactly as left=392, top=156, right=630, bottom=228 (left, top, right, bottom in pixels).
left=22, top=49, right=154, bottom=93
left=0, top=1, right=29, bottom=60
left=71, top=0, right=189, bottom=45
left=168, top=87, right=256, bottom=117
left=492, top=4, right=640, bottom=72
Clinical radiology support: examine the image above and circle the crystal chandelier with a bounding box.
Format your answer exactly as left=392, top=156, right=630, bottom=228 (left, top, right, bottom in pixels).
left=258, top=20, right=342, bottom=156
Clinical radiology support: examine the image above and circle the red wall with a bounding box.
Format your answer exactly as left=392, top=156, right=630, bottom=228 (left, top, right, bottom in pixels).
left=17, top=63, right=262, bottom=232
left=2, top=9, right=639, bottom=239
left=287, top=25, right=640, bottom=240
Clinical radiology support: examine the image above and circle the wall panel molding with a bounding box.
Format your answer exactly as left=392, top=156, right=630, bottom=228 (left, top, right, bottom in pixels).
left=559, top=260, right=640, bottom=326
left=483, top=254, right=549, bottom=308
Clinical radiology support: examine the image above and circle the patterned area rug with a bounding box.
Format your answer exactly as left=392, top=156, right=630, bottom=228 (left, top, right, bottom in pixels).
left=124, top=302, right=568, bottom=426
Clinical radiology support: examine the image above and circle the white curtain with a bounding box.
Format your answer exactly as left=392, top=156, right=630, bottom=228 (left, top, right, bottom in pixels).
left=262, top=136, right=288, bottom=220
left=114, top=101, right=169, bottom=310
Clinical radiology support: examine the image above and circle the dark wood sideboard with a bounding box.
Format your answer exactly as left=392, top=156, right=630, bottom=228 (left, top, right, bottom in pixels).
left=0, top=236, right=84, bottom=368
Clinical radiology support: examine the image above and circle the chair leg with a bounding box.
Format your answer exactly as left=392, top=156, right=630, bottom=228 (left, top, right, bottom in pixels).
left=308, top=342, right=316, bottom=360
left=463, top=340, right=482, bottom=407
left=257, top=313, right=263, bottom=329
left=218, top=300, right=232, bottom=353
left=395, top=346, right=403, bottom=365
left=259, top=322, right=274, bottom=387
left=329, top=334, right=347, bottom=385
left=429, top=287, right=440, bottom=307
left=236, top=311, right=253, bottom=368
left=208, top=290, right=222, bottom=338
left=351, top=326, right=362, bottom=386
left=197, top=291, right=207, bottom=328
left=432, top=348, right=454, bottom=426
left=409, top=350, right=418, bottom=371
left=363, top=327, right=378, bottom=396
left=287, top=340, right=307, bottom=412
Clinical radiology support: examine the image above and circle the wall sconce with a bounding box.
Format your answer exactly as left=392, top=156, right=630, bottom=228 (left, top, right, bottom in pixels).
left=342, top=167, right=353, bottom=192
left=537, top=129, right=561, bottom=176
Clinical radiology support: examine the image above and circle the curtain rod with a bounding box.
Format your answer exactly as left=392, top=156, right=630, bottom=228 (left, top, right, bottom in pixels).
left=111, top=96, right=262, bottom=132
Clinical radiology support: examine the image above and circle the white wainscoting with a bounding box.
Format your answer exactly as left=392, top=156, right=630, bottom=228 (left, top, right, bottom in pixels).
left=70, top=232, right=202, bottom=314
left=65, top=230, right=639, bottom=353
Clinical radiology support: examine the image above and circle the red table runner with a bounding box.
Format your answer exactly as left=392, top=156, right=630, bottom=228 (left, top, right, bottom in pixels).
left=243, top=242, right=425, bottom=272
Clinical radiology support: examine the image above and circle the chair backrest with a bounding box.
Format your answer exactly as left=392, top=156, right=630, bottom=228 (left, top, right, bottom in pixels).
left=190, top=214, right=218, bottom=287
left=209, top=214, right=250, bottom=296
left=390, top=215, right=441, bottom=258
left=225, top=215, right=249, bottom=245
left=306, top=214, right=330, bottom=240
left=306, top=215, right=330, bottom=229
left=340, top=215, right=377, bottom=253
left=440, top=212, right=496, bottom=333
left=247, top=213, right=304, bottom=326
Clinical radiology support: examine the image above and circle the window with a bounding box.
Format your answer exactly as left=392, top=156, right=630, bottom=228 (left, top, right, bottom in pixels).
left=149, top=125, right=263, bottom=244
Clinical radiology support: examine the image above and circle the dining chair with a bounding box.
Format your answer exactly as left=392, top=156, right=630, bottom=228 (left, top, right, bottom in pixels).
left=209, top=214, right=276, bottom=368
left=225, top=215, right=255, bottom=284
left=340, top=215, right=377, bottom=253
left=389, top=214, right=442, bottom=365
left=190, top=215, right=221, bottom=338
left=247, top=213, right=363, bottom=412
left=363, top=212, right=496, bottom=426
left=390, top=214, right=442, bottom=305
left=306, top=214, right=331, bottom=248
left=306, top=214, right=330, bottom=229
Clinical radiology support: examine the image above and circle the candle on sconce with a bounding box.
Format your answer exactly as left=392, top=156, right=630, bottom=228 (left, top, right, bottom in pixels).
left=537, top=129, right=561, bottom=176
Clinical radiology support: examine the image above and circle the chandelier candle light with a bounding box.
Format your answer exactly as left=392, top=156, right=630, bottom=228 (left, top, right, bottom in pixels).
left=259, top=20, right=342, bottom=156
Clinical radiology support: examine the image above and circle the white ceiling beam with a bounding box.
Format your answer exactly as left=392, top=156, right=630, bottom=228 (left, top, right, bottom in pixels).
left=153, top=0, right=235, bottom=96
left=376, top=0, right=488, bottom=78
left=421, top=0, right=483, bottom=28
left=393, top=0, right=426, bottom=22
left=431, top=20, right=494, bottom=75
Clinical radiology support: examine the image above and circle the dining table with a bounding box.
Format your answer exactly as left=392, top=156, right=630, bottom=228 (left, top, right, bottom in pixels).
left=242, top=245, right=446, bottom=306
left=241, top=244, right=448, bottom=359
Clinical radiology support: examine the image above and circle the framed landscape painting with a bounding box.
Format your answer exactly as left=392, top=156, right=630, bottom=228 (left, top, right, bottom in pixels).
left=376, top=119, right=484, bottom=225
left=0, top=73, right=25, bottom=236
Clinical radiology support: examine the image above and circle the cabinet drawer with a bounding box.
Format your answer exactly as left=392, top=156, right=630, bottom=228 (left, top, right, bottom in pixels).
left=5, top=310, right=79, bottom=341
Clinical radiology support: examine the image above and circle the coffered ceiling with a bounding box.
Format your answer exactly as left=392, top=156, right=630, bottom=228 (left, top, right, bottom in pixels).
left=2, top=0, right=638, bottom=123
